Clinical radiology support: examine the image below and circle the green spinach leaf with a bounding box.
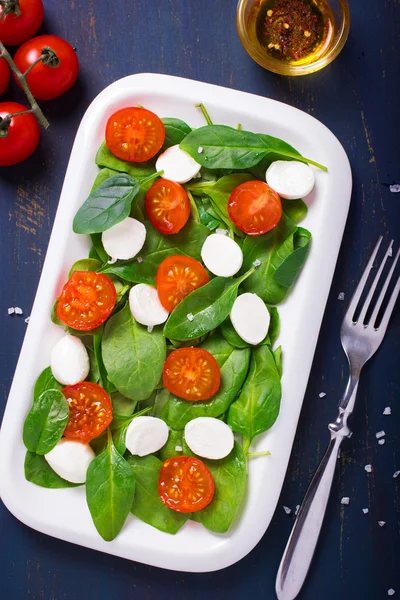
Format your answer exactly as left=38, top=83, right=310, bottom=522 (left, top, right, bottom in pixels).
left=163, top=267, right=256, bottom=341
left=165, top=334, right=251, bottom=429
left=90, top=233, right=108, bottom=263
left=24, top=451, right=79, bottom=489
left=102, top=304, right=166, bottom=401
left=33, top=366, right=62, bottom=400
left=87, top=346, right=100, bottom=383
left=128, top=455, right=188, bottom=534
left=101, top=220, right=209, bottom=285
left=96, top=141, right=156, bottom=179
left=23, top=390, right=69, bottom=455
left=91, top=167, right=119, bottom=192
left=68, top=258, right=102, bottom=277
left=281, top=198, right=308, bottom=224
left=228, top=345, right=281, bottom=449
left=273, top=345, right=283, bottom=378
left=159, top=429, right=183, bottom=461
left=268, top=307, right=280, bottom=347
left=162, top=118, right=192, bottom=150
left=112, top=392, right=137, bottom=416
left=273, top=227, right=311, bottom=287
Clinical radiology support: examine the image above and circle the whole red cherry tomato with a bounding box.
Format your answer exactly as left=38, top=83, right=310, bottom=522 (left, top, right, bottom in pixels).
left=0, top=0, right=44, bottom=46
left=0, top=58, right=10, bottom=95
left=13, top=35, right=79, bottom=100
left=0, top=102, right=40, bottom=167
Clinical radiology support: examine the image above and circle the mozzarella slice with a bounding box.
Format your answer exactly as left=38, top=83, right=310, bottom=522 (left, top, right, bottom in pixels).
left=45, top=439, right=95, bottom=484
left=125, top=416, right=169, bottom=456
left=156, top=145, right=201, bottom=183
left=129, top=283, right=169, bottom=326
left=201, top=233, right=243, bottom=277
left=184, top=417, right=234, bottom=460
left=266, top=160, right=315, bottom=200
left=230, top=293, right=270, bottom=345
left=50, top=334, right=90, bottom=386
left=102, top=217, right=146, bottom=261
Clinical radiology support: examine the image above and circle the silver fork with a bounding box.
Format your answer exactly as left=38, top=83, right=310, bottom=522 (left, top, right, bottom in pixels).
left=276, top=237, right=400, bottom=600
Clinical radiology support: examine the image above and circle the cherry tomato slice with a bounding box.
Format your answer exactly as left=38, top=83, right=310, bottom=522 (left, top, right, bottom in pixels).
left=158, top=455, right=215, bottom=513
left=14, top=35, right=79, bottom=100
left=163, top=347, right=221, bottom=401
left=0, top=102, right=40, bottom=167
left=156, top=255, right=209, bottom=311
left=62, top=382, right=113, bottom=443
left=106, top=107, right=165, bottom=163
left=56, top=271, right=116, bottom=331
left=145, top=179, right=190, bottom=234
left=0, top=0, right=44, bottom=46
left=228, top=180, right=282, bottom=235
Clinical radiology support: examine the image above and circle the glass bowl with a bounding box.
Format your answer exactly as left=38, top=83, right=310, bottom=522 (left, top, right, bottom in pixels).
left=236, top=0, right=350, bottom=76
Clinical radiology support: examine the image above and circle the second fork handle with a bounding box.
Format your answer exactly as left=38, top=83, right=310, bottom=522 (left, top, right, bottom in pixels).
left=275, top=432, right=344, bottom=600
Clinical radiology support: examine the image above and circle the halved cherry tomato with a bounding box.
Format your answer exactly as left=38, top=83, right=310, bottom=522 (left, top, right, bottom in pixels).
left=0, top=0, right=44, bottom=46
left=0, top=59, right=10, bottom=96
left=145, top=179, right=190, bottom=234
left=158, top=455, right=215, bottom=513
left=228, top=180, right=282, bottom=235
left=163, top=347, right=221, bottom=401
left=0, top=102, right=40, bottom=166
left=106, top=107, right=165, bottom=163
left=56, top=271, right=116, bottom=331
left=62, top=382, right=113, bottom=443
left=156, top=255, right=209, bottom=311
left=14, top=35, right=79, bottom=100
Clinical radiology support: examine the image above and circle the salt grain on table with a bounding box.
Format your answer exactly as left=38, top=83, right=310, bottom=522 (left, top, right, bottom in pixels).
left=383, top=407, right=392, bottom=415
left=362, top=508, right=369, bottom=514
left=379, top=439, right=386, bottom=445
left=364, top=464, right=372, bottom=473
left=283, top=506, right=291, bottom=515
left=388, top=589, right=396, bottom=596
left=295, top=505, right=300, bottom=516
left=14, top=307, right=23, bottom=314
left=341, top=497, right=350, bottom=505
left=376, top=430, right=385, bottom=439
left=389, top=183, right=400, bottom=193
left=319, top=392, right=326, bottom=398
left=393, top=471, right=400, bottom=479
left=378, top=521, right=386, bottom=527
left=338, top=292, right=345, bottom=300
left=7, top=307, right=15, bottom=315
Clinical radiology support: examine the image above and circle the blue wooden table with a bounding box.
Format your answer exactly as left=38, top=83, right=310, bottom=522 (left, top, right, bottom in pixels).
left=1, top=1, right=399, bottom=598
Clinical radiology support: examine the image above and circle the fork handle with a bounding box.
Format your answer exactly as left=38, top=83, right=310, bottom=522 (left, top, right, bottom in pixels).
left=275, top=432, right=344, bottom=600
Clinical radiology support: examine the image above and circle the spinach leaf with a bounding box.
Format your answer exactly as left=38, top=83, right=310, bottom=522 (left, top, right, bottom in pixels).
left=112, top=392, right=137, bottom=416
left=93, top=328, right=113, bottom=394
left=159, top=429, right=183, bottom=461
left=91, top=167, right=119, bottom=192
left=128, top=455, right=188, bottom=534
left=164, top=334, right=251, bottom=429
left=24, top=451, right=79, bottom=489
left=163, top=267, right=256, bottom=341
left=68, top=258, right=102, bottom=277
left=153, top=388, right=170, bottom=418
left=273, top=227, right=311, bottom=287
left=186, top=190, right=200, bottom=223
left=90, top=233, right=108, bottom=263
left=96, top=141, right=156, bottom=180
left=33, top=366, right=61, bottom=400
left=87, top=346, right=100, bottom=383
left=187, top=174, right=252, bottom=238
left=228, top=345, right=281, bottom=449
left=241, top=213, right=301, bottom=304
left=23, top=390, right=69, bottom=455
left=273, top=345, right=283, bottom=378
left=102, top=304, right=166, bottom=401
left=196, top=442, right=246, bottom=533
left=161, top=118, right=192, bottom=150
left=111, top=406, right=153, bottom=456
left=194, top=195, right=224, bottom=231
left=101, top=220, right=209, bottom=285
left=268, top=306, right=280, bottom=347
left=281, top=198, right=308, bottom=224
left=73, top=174, right=140, bottom=235
left=180, top=125, right=326, bottom=171
left=86, top=432, right=136, bottom=542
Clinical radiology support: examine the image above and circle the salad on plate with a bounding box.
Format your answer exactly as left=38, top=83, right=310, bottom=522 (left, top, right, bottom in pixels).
left=22, top=103, right=325, bottom=541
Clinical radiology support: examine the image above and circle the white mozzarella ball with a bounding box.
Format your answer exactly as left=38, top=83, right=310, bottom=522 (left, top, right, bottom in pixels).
left=230, top=293, right=270, bottom=345
left=129, top=284, right=169, bottom=326
left=125, top=416, right=169, bottom=457
left=45, top=439, right=95, bottom=484
left=184, top=417, right=234, bottom=460
left=156, top=145, right=201, bottom=183
left=50, top=334, right=90, bottom=386
left=102, top=217, right=146, bottom=261
left=201, top=233, right=243, bottom=277
left=266, top=160, right=315, bottom=200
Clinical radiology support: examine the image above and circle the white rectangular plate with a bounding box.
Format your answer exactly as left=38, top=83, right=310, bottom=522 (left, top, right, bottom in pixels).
left=0, top=74, right=351, bottom=573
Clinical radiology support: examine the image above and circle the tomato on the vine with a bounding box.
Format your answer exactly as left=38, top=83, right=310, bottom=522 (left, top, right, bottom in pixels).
left=158, top=455, right=215, bottom=513
left=0, top=0, right=44, bottom=46
left=62, top=382, right=113, bottom=443
left=0, top=101, right=40, bottom=166
left=13, top=35, right=79, bottom=100
left=145, top=179, right=190, bottom=234
left=105, top=107, right=165, bottom=163
left=0, top=58, right=10, bottom=96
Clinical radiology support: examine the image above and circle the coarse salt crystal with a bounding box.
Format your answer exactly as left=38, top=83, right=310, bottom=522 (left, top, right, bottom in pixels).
left=295, top=505, right=300, bottom=516
left=7, top=307, right=15, bottom=315
left=253, top=259, right=261, bottom=267
left=379, top=439, right=386, bottom=445
left=362, top=508, right=369, bottom=514
left=378, top=520, right=386, bottom=527
left=388, top=589, right=396, bottom=596
left=197, top=146, right=203, bottom=154
left=187, top=313, right=194, bottom=321
left=107, top=257, right=117, bottom=264
left=319, top=392, right=326, bottom=398
left=24, top=316, right=30, bottom=324
left=147, top=326, right=153, bottom=333
left=14, top=307, right=23, bottom=315
left=348, top=431, right=353, bottom=439
left=383, top=407, right=392, bottom=415
left=338, top=292, right=345, bottom=301
left=364, top=464, right=372, bottom=473
left=341, top=497, right=350, bottom=505
left=376, top=430, right=385, bottom=439
left=215, top=228, right=228, bottom=235
left=389, top=183, right=400, bottom=193
left=175, top=445, right=183, bottom=452
left=393, top=471, right=400, bottom=479
left=137, top=256, right=143, bottom=263
left=283, top=506, right=291, bottom=515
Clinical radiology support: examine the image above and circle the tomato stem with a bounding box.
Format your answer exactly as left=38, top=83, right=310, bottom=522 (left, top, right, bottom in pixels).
left=0, top=41, right=49, bottom=130
left=247, top=451, right=271, bottom=458
left=0, top=0, right=21, bottom=17
left=195, top=103, right=213, bottom=126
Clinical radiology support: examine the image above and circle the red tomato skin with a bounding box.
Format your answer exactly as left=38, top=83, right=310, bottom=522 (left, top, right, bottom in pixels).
left=0, top=0, right=44, bottom=46
left=158, top=455, right=215, bottom=513
left=0, top=102, right=40, bottom=167
left=162, top=347, right=221, bottom=401
left=0, top=59, right=10, bottom=95
left=228, top=180, right=282, bottom=236
left=156, top=255, right=209, bottom=312
left=145, top=179, right=190, bottom=235
left=13, top=35, right=79, bottom=100
left=62, top=382, right=113, bottom=443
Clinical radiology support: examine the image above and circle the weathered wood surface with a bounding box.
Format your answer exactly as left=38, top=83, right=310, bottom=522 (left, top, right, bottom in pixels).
left=0, top=1, right=399, bottom=598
